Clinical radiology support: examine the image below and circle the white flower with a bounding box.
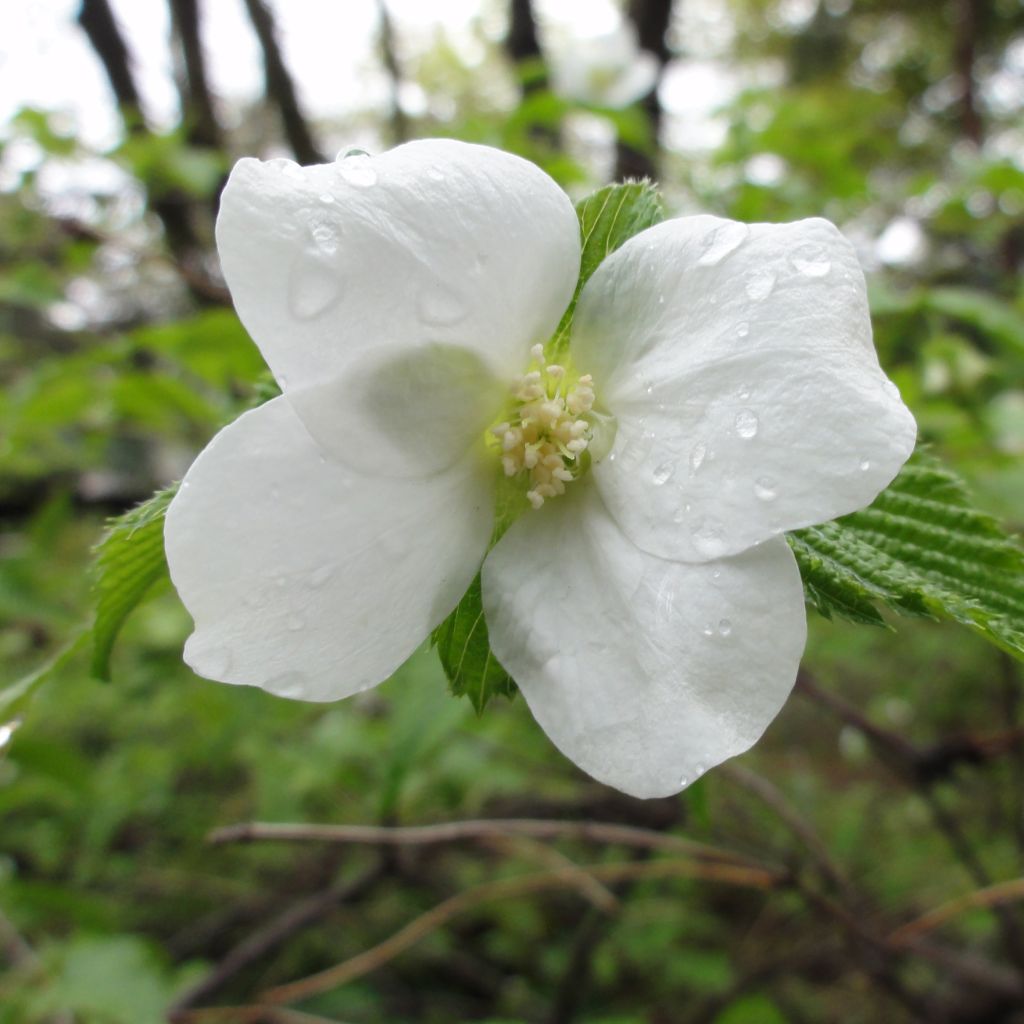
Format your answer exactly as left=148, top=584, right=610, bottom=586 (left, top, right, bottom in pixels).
left=164, top=140, right=916, bottom=799
left=549, top=25, right=660, bottom=109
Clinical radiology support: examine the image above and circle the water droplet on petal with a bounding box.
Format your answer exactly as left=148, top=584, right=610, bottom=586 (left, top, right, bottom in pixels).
left=737, top=321, right=750, bottom=338
left=289, top=258, right=342, bottom=319
left=267, top=157, right=302, bottom=177
left=679, top=773, right=689, bottom=787
left=337, top=153, right=377, bottom=187
left=694, top=762, right=706, bottom=776
left=692, top=519, right=727, bottom=558
left=672, top=506, right=686, bottom=524
left=689, top=441, right=707, bottom=474
left=859, top=458, right=871, bottom=471
left=310, top=219, right=339, bottom=255
left=697, top=221, right=748, bottom=266
left=711, top=568, right=721, bottom=579
left=734, top=409, right=759, bottom=439
left=790, top=244, right=831, bottom=277
left=702, top=624, right=714, bottom=637
left=427, top=166, right=445, bottom=181
left=268, top=671, right=307, bottom=699
left=718, top=618, right=733, bottom=637
left=318, top=192, right=335, bottom=204
left=754, top=476, right=777, bottom=501
left=418, top=286, right=467, bottom=326
left=652, top=461, right=675, bottom=486
left=309, top=565, right=334, bottom=589
left=657, top=294, right=665, bottom=305
left=745, top=268, right=776, bottom=300
left=336, top=147, right=369, bottom=161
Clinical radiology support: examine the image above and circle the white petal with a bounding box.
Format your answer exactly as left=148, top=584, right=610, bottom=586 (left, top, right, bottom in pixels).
left=286, top=342, right=504, bottom=478
left=482, top=486, right=807, bottom=799
left=574, top=215, right=917, bottom=561
left=165, top=397, right=492, bottom=701
left=216, top=139, right=580, bottom=391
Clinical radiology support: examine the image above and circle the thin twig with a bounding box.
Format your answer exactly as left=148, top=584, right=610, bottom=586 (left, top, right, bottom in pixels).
left=720, top=763, right=852, bottom=896
left=891, top=878, right=1024, bottom=946
left=256, top=858, right=781, bottom=1006
left=208, top=817, right=759, bottom=867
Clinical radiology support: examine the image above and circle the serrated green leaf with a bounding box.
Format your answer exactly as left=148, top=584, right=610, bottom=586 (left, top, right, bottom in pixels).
left=432, top=574, right=516, bottom=713
left=91, top=486, right=177, bottom=681
left=790, top=452, right=1024, bottom=658
left=549, top=180, right=664, bottom=359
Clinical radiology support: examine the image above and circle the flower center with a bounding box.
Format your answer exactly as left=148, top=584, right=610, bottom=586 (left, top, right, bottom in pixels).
left=488, top=344, right=596, bottom=510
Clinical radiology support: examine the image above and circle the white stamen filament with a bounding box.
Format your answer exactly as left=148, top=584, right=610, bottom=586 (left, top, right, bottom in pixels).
left=490, top=344, right=596, bottom=509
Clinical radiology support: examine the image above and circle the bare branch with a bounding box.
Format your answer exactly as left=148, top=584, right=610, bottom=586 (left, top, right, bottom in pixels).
left=242, top=0, right=324, bottom=164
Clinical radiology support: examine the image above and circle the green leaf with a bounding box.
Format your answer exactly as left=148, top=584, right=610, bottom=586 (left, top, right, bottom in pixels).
left=432, top=574, right=516, bottom=713
left=922, top=287, right=1024, bottom=359
left=790, top=452, right=1024, bottom=659
left=0, top=632, right=89, bottom=718
left=91, top=486, right=177, bottom=681
left=549, top=180, right=664, bottom=359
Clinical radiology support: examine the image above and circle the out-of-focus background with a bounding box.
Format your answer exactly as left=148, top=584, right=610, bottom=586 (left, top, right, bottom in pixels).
left=1, top=1, right=1023, bottom=1021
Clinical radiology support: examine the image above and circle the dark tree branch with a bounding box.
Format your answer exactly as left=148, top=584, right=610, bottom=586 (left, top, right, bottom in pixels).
left=77, top=0, right=144, bottom=128
left=616, top=0, right=673, bottom=181
left=168, top=0, right=223, bottom=149
left=376, top=0, right=408, bottom=144
left=242, top=0, right=325, bottom=164
left=953, top=0, right=984, bottom=144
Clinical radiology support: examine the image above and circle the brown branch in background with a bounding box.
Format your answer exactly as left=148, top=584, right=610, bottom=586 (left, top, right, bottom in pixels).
left=953, top=0, right=984, bottom=145
left=891, top=878, right=1024, bottom=946
left=77, top=0, right=144, bottom=129
left=719, top=763, right=852, bottom=897
left=167, top=864, right=383, bottom=1021
left=507, top=0, right=544, bottom=76
left=168, top=0, right=224, bottom=149
left=242, top=0, right=324, bottom=165
left=207, top=816, right=764, bottom=868
left=796, top=670, right=1024, bottom=972
left=376, top=0, right=408, bottom=145
left=256, top=858, right=782, bottom=1007
left=77, top=0, right=218, bottom=300
left=616, top=0, right=673, bottom=181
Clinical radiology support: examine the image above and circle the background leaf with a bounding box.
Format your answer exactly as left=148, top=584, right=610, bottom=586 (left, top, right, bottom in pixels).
left=90, top=486, right=176, bottom=681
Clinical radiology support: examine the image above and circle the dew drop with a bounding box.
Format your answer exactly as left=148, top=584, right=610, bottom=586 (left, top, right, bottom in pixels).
left=672, top=506, right=687, bottom=524
left=657, top=294, right=665, bottom=305
left=692, top=519, right=727, bottom=558
left=859, top=458, right=871, bottom=471
left=694, top=762, right=707, bottom=776
left=268, top=671, right=307, bottom=700
left=702, top=624, right=714, bottom=637
left=689, top=441, right=708, bottom=474
left=309, top=565, right=334, bottom=589
left=711, top=568, right=721, bottom=579
left=337, top=153, right=377, bottom=187
left=734, top=409, right=759, bottom=439
left=679, top=774, right=689, bottom=787
left=745, top=268, right=776, bottom=301
left=697, top=221, right=748, bottom=266
left=336, top=146, right=369, bottom=160
left=288, top=254, right=343, bottom=319
left=318, top=192, right=335, bottom=204
left=309, top=219, right=338, bottom=255
left=717, top=618, right=733, bottom=637
left=267, top=157, right=302, bottom=178
left=427, top=166, right=445, bottom=181
left=418, top=286, right=467, bottom=326
left=652, top=461, right=675, bottom=486
left=789, top=243, right=831, bottom=277
left=754, top=476, right=777, bottom=501
left=736, top=321, right=750, bottom=338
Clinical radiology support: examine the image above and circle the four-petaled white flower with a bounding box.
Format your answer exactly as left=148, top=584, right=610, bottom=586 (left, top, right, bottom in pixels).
left=164, top=140, right=916, bottom=798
